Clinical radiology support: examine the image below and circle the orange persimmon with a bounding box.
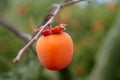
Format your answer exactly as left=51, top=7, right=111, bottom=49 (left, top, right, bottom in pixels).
left=36, top=32, right=73, bottom=70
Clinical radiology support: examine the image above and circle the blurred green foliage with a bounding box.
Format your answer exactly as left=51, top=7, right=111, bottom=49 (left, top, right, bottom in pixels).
left=0, top=0, right=120, bottom=80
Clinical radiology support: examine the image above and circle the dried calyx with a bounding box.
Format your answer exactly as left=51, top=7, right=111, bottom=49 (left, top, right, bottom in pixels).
left=35, top=23, right=67, bottom=36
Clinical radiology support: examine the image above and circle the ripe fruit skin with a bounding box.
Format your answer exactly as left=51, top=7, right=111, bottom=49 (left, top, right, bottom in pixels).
left=36, top=32, right=73, bottom=70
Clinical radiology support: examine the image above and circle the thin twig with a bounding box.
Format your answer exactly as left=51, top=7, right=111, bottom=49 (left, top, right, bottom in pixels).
left=0, top=19, right=32, bottom=42
left=13, top=4, right=61, bottom=63
left=13, top=0, right=86, bottom=63
left=0, top=18, right=36, bottom=62
left=61, top=0, right=86, bottom=7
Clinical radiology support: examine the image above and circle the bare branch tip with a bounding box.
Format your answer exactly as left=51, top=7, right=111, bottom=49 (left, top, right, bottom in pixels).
left=13, top=58, right=19, bottom=64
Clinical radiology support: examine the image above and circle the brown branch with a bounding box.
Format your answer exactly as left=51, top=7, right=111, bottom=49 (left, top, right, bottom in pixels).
left=0, top=18, right=32, bottom=42
left=13, top=0, right=87, bottom=63
left=13, top=4, right=61, bottom=63
left=61, top=0, right=86, bottom=7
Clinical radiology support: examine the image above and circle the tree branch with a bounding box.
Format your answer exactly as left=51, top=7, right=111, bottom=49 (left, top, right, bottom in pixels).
left=61, top=0, right=86, bottom=7
left=13, top=4, right=60, bottom=63
left=0, top=18, right=32, bottom=42
left=13, top=0, right=87, bottom=63
left=0, top=18, right=36, bottom=65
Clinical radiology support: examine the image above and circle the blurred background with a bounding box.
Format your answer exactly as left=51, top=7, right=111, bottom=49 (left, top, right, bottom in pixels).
left=0, top=0, right=120, bottom=80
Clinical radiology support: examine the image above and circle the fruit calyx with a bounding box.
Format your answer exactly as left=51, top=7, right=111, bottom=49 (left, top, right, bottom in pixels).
left=35, top=23, right=67, bottom=36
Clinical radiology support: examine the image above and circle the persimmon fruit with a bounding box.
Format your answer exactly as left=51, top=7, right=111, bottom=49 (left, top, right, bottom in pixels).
left=36, top=24, right=73, bottom=70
